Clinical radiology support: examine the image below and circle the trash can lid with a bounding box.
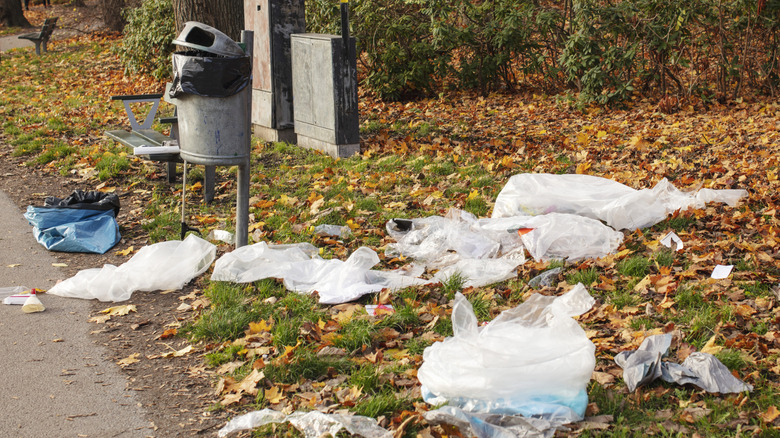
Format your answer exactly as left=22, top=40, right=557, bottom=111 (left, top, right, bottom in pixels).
left=173, top=21, right=245, bottom=57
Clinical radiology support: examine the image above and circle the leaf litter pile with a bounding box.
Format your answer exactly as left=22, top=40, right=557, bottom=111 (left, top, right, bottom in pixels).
left=1, top=32, right=780, bottom=437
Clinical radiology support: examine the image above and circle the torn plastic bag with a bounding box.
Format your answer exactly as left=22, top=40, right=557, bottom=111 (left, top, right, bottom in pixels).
left=386, top=209, right=509, bottom=264
left=24, top=190, right=121, bottom=254
left=423, top=405, right=563, bottom=438
left=432, top=257, right=520, bottom=289
left=478, top=213, right=624, bottom=262
left=211, top=242, right=434, bottom=304
left=615, top=333, right=753, bottom=393
left=217, top=408, right=391, bottom=438
left=169, top=51, right=251, bottom=98
left=48, top=235, right=216, bottom=302
left=492, top=173, right=747, bottom=230
left=418, top=284, right=596, bottom=423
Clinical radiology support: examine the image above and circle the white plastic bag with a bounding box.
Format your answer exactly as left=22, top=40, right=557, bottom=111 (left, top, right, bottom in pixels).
left=492, top=173, right=747, bottom=230
left=418, top=284, right=596, bottom=423
left=48, top=235, right=216, bottom=302
left=217, top=409, right=392, bottom=438
left=211, top=243, right=434, bottom=304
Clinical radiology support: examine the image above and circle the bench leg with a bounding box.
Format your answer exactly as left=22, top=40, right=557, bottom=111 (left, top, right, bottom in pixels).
left=204, top=165, right=216, bottom=204
left=166, top=161, right=177, bottom=184
left=34, top=42, right=41, bottom=55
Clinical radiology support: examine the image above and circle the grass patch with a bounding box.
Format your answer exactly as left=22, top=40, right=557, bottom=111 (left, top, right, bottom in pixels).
left=617, top=255, right=651, bottom=278
left=566, top=267, right=598, bottom=286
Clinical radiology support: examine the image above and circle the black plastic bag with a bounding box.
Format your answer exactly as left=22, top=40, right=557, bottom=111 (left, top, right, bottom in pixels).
left=169, top=51, right=251, bottom=98
left=44, top=190, right=121, bottom=216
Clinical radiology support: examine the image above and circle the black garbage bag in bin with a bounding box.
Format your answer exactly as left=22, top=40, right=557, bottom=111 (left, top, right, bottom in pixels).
left=24, top=190, right=121, bottom=254
left=169, top=51, right=251, bottom=98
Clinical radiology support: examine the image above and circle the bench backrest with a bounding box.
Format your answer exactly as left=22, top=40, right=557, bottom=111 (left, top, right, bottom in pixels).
left=39, top=17, right=58, bottom=39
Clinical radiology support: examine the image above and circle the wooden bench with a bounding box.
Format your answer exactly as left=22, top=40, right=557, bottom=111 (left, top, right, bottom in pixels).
left=18, top=17, right=58, bottom=55
left=105, top=93, right=216, bottom=202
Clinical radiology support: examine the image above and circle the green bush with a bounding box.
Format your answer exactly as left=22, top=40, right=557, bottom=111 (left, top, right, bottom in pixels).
left=119, top=0, right=176, bottom=80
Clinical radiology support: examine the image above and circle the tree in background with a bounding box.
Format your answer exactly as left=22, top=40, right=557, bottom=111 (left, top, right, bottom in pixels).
left=172, top=0, right=243, bottom=41
left=100, top=0, right=126, bottom=32
left=0, top=0, right=32, bottom=27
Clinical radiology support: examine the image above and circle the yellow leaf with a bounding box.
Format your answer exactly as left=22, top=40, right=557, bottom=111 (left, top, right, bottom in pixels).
left=576, top=162, right=591, bottom=174
left=596, top=130, right=607, bottom=139
left=52, top=263, right=68, bottom=267
left=115, top=246, right=134, bottom=256
left=248, top=319, right=273, bottom=334
left=7, top=264, right=21, bottom=268
left=100, top=304, right=137, bottom=316
left=162, top=345, right=194, bottom=358
left=467, top=190, right=480, bottom=201
left=700, top=334, right=723, bottom=355
left=762, top=406, right=780, bottom=423
left=265, top=386, right=285, bottom=404
left=117, top=353, right=140, bottom=367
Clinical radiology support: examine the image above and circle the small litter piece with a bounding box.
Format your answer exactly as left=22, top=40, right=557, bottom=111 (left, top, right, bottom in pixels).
left=22, top=290, right=45, bottom=313
left=418, top=284, right=596, bottom=423
left=711, top=264, right=734, bottom=280
left=660, top=231, right=684, bottom=251
left=207, top=229, right=235, bottom=245
left=365, top=304, right=394, bottom=316
left=211, top=242, right=434, bottom=304
left=313, top=224, right=352, bottom=238
left=423, top=405, right=563, bottom=438
left=528, top=267, right=563, bottom=289
left=48, top=234, right=216, bottom=302
left=614, top=333, right=753, bottom=393
left=1, top=286, right=30, bottom=305
left=492, top=173, right=747, bottom=230
left=217, top=408, right=392, bottom=438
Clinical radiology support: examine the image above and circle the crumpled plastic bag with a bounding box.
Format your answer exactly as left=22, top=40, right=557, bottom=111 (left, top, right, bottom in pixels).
left=615, top=333, right=753, bottom=393
left=492, top=173, right=747, bottom=230
left=388, top=209, right=622, bottom=265
left=418, top=284, right=596, bottom=423
left=24, top=190, right=121, bottom=254
left=217, top=408, right=391, bottom=438
left=48, top=235, right=216, bottom=302
left=478, top=213, right=624, bottom=261
left=211, top=242, right=434, bottom=304
left=423, top=405, right=563, bottom=438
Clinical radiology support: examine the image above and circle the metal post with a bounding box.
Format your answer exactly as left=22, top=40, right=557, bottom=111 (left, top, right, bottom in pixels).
left=236, top=30, right=254, bottom=248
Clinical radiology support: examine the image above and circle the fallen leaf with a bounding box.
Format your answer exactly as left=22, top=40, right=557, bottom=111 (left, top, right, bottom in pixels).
left=7, top=264, right=21, bottom=268
left=162, top=345, right=194, bottom=358
left=117, top=353, right=140, bottom=367
left=761, top=405, right=780, bottom=423
left=115, top=246, right=134, bottom=256
left=52, top=263, right=68, bottom=267
left=265, top=385, right=285, bottom=404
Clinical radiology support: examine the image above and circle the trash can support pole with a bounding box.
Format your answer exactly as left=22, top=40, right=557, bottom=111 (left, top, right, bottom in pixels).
left=236, top=29, right=254, bottom=248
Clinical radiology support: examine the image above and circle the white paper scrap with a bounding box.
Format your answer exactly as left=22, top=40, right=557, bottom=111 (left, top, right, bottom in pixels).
left=365, top=304, right=394, bottom=316
left=711, top=265, right=734, bottom=279
left=660, top=231, right=684, bottom=252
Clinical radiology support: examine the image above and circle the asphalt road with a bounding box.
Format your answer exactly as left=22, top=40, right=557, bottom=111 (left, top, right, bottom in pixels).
left=0, top=190, right=154, bottom=437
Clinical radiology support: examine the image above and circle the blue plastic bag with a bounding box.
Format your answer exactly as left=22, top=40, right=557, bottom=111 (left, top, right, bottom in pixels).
left=24, top=190, right=121, bottom=254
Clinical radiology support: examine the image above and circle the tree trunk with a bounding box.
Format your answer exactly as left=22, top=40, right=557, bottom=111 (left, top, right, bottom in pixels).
left=100, top=0, right=126, bottom=32
left=0, top=0, right=31, bottom=27
left=172, top=0, right=243, bottom=42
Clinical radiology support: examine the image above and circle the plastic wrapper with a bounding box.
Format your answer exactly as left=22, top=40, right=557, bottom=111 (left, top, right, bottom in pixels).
left=418, top=284, right=596, bottom=423
left=388, top=209, right=621, bottom=265
left=48, top=235, right=216, bottom=302
left=423, top=406, right=563, bottom=438
left=492, top=173, right=747, bottom=230
left=528, top=267, right=563, bottom=289
left=217, top=408, right=391, bottom=438
left=313, top=224, right=352, bottom=238
left=169, top=51, right=251, bottom=98
left=211, top=242, right=434, bottom=304
left=24, top=190, right=121, bottom=254
left=615, top=333, right=753, bottom=393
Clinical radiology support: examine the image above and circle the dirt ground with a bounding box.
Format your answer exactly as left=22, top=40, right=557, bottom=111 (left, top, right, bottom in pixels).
left=0, top=149, right=237, bottom=438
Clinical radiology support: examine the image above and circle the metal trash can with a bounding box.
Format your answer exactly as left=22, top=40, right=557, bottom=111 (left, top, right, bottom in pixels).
left=168, top=22, right=252, bottom=166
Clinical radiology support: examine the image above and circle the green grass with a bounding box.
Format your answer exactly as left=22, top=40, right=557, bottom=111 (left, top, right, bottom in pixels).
left=617, top=255, right=651, bottom=278
left=566, top=266, right=599, bottom=286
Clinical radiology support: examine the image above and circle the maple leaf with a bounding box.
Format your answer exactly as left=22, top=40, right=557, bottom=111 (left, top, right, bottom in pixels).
left=264, top=385, right=285, bottom=404
left=117, top=353, right=140, bottom=368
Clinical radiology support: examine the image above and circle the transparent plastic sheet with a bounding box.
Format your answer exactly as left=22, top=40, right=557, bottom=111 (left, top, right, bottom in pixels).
left=478, top=213, right=624, bottom=262
left=423, top=406, right=563, bottom=438
left=615, top=333, right=753, bottom=393
left=387, top=209, right=622, bottom=265
left=211, top=243, right=434, bottom=304
left=418, top=284, right=596, bottom=423
left=48, top=235, right=216, bottom=302
left=217, top=408, right=392, bottom=438
left=492, top=173, right=748, bottom=230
